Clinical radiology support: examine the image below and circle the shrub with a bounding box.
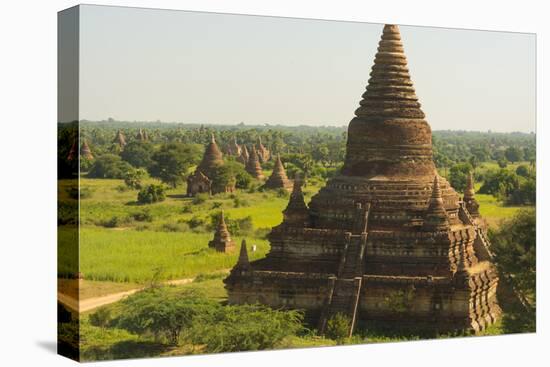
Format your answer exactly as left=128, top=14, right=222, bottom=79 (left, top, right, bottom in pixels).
left=137, top=184, right=166, bottom=204
left=123, top=168, right=148, bottom=190
left=192, top=193, right=209, bottom=205
left=161, top=222, right=190, bottom=232
left=186, top=216, right=206, bottom=230
left=326, top=313, right=351, bottom=343
left=190, top=303, right=305, bottom=352
left=100, top=216, right=123, bottom=228
left=233, top=196, right=250, bottom=208
left=515, top=165, right=530, bottom=177
left=89, top=307, right=111, bottom=330
left=67, top=187, right=93, bottom=200
left=209, top=212, right=253, bottom=235
left=131, top=209, right=154, bottom=222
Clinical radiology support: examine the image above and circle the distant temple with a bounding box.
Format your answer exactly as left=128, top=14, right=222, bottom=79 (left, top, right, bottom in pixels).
left=256, top=137, right=271, bottom=163
left=225, top=24, right=501, bottom=335
left=208, top=210, right=236, bottom=252
left=135, top=128, right=148, bottom=142
left=263, top=154, right=293, bottom=191
left=187, top=134, right=235, bottom=196
left=80, top=140, right=94, bottom=160
left=245, top=145, right=265, bottom=180
left=113, top=130, right=126, bottom=149
left=237, top=145, right=250, bottom=165
left=225, top=137, right=242, bottom=157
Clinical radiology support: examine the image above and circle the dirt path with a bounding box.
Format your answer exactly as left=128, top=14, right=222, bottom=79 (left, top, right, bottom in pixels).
left=58, top=277, right=195, bottom=313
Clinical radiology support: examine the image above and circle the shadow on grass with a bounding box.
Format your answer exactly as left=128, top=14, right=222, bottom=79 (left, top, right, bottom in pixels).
left=82, top=340, right=170, bottom=361
left=167, top=194, right=188, bottom=199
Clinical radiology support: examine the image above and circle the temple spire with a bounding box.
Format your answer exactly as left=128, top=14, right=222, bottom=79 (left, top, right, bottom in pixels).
left=113, top=130, right=126, bottom=149
left=208, top=210, right=236, bottom=252
left=464, top=171, right=480, bottom=217
left=235, top=239, right=251, bottom=271
left=196, top=132, right=224, bottom=177
left=423, top=175, right=449, bottom=231
left=80, top=139, right=94, bottom=160
left=264, top=154, right=292, bottom=191
left=136, top=128, right=146, bottom=141
left=282, top=174, right=309, bottom=226
left=245, top=145, right=265, bottom=179
left=342, top=24, right=435, bottom=178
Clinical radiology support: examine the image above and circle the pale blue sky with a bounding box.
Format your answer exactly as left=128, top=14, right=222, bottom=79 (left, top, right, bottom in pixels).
left=78, top=5, right=535, bottom=132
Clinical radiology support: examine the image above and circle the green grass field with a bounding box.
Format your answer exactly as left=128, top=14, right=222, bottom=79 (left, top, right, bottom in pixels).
left=58, top=177, right=324, bottom=284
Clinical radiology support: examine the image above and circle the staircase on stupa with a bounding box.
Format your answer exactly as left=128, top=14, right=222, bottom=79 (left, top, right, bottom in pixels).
left=318, top=203, right=370, bottom=336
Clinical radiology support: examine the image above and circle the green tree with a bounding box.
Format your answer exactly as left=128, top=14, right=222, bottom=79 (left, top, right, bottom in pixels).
left=449, top=162, right=472, bottom=192
left=190, top=304, right=304, bottom=352
left=505, top=146, right=524, bottom=163
left=149, top=143, right=202, bottom=187
left=87, top=154, right=133, bottom=179
left=120, top=141, right=154, bottom=169
left=89, top=307, right=111, bottom=330
left=515, top=165, right=530, bottom=177
left=114, top=288, right=217, bottom=345
left=490, top=209, right=536, bottom=304
left=123, top=168, right=148, bottom=190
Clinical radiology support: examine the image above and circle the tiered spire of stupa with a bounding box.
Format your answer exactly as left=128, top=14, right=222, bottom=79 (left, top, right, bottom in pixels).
left=208, top=210, right=236, bottom=252
left=113, top=130, right=126, bottom=149
left=245, top=145, right=264, bottom=180
left=264, top=154, right=292, bottom=191
left=196, top=134, right=224, bottom=178
left=234, top=239, right=251, bottom=272
left=422, top=175, right=450, bottom=231
left=464, top=171, right=480, bottom=217
left=282, top=175, right=309, bottom=226
left=342, top=24, right=435, bottom=178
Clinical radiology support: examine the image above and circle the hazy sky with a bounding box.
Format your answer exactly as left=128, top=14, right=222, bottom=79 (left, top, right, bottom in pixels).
left=77, top=5, right=535, bottom=132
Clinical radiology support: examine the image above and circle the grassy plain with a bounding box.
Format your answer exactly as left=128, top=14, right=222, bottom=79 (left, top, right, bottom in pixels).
left=58, top=177, right=324, bottom=284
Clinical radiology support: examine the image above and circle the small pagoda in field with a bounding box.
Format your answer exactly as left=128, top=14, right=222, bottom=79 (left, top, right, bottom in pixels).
left=208, top=210, right=236, bottom=253
left=113, top=130, right=126, bottom=150
left=187, top=134, right=235, bottom=196
left=256, top=137, right=271, bottom=163
left=225, top=24, right=501, bottom=336
left=263, top=154, right=292, bottom=191
left=245, top=145, right=265, bottom=180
